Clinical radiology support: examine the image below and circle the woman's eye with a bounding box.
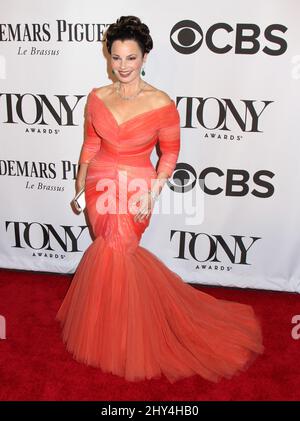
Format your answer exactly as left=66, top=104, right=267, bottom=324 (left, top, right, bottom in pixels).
left=112, top=57, right=136, bottom=60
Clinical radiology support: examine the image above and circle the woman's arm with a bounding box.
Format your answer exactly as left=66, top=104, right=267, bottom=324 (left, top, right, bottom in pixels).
left=133, top=106, right=180, bottom=222
left=75, top=162, right=88, bottom=194
left=150, top=107, right=181, bottom=198
left=75, top=92, right=102, bottom=194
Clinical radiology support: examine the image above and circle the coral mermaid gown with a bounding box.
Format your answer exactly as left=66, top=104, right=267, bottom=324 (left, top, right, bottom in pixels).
left=56, top=88, right=264, bottom=383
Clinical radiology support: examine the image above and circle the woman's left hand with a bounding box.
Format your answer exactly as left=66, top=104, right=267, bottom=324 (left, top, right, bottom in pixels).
left=131, top=191, right=155, bottom=223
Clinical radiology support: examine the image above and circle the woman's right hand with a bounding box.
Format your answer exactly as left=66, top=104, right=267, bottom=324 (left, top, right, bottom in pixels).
left=72, top=180, right=86, bottom=213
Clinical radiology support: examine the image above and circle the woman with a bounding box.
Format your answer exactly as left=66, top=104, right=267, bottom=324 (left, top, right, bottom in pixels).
left=56, top=15, right=264, bottom=384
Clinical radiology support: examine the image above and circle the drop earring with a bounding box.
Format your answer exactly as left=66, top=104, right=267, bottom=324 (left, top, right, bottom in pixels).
left=141, top=67, right=145, bottom=76
left=112, top=69, right=115, bottom=74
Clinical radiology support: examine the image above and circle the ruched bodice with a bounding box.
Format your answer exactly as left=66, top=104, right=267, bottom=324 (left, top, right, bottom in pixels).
left=79, top=88, right=181, bottom=174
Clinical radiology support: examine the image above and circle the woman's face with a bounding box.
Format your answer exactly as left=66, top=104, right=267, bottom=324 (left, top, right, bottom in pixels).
left=110, top=39, right=147, bottom=82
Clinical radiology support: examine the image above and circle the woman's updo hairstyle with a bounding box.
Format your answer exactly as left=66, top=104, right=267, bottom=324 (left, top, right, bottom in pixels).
left=104, top=15, right=153, bottom=57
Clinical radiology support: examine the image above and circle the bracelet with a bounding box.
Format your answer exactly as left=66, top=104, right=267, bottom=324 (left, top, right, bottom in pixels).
left=148, top=189, right=159, bottom=202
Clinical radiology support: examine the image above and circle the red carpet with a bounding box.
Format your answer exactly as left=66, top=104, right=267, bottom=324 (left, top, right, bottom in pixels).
left=0, top=268, right=299, bottom=401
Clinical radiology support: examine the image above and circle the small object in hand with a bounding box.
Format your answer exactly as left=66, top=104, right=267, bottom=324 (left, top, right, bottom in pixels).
left=72, top=188, right=86, bottom=213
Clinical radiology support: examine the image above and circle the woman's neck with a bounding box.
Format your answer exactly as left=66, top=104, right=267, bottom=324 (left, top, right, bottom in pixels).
left=116, top=78, right=143, bottom=97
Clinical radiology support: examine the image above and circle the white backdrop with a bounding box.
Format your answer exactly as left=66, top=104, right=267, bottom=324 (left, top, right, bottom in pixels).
left=1, top=0, right=300, bottom=292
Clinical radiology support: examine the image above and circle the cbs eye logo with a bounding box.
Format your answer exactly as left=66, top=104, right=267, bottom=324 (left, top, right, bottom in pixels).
left=170, top=20, right=288, bottom=55
left=168, top=163, right=197, bottom=193
left=170, top=20, right=203, bottom=55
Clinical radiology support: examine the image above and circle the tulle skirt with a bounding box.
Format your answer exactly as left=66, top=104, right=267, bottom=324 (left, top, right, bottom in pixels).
left=56, top=233, right=264, bottom=383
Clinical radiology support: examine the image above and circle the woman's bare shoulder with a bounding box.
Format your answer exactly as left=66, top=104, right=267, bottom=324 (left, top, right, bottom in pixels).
left=144, top=83, right=173, bottom=107
left=154, top=90, right=173, bottom=106
left=92, top=83, right=114, bottom=99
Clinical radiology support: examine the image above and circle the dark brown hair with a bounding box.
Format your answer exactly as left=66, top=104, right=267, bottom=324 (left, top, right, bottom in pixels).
left=104, top=15, right=153, bottom=56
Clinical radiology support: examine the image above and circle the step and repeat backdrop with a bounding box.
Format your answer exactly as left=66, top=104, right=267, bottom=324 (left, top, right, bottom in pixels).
left=1, top=0, right=299, bottom=292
